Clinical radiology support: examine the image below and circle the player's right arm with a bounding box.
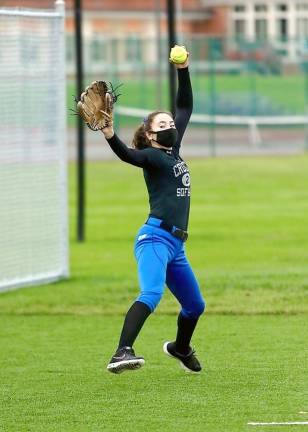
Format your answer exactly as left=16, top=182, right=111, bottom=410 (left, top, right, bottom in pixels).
left=105, top=132, right=151, bottom=168
left=100, top=99, right=156, bottom=168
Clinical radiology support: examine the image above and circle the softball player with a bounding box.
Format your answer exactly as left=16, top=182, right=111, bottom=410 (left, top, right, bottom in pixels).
left=102, top=51, right=206, bottom=374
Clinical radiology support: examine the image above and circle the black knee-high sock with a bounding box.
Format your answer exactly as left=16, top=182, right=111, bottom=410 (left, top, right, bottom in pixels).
left=175, top=312, right=199, bottom=355
left=118, top=301, right=152, bottom=349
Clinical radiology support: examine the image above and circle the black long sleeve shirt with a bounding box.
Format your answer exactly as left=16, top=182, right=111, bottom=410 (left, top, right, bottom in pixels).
left=107, top=67, right=193, bottom=231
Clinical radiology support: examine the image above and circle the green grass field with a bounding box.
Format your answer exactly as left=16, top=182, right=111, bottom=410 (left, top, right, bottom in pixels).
left=1, top=155, right=308, bottom=431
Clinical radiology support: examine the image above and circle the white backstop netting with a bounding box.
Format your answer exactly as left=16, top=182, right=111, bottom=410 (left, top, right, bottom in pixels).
left=0, top=2, right=68, bottom=292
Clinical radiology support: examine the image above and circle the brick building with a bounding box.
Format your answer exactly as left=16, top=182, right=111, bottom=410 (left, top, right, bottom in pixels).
left=2, top=0, right=308, bottom=43
left=0, top=1, right=227, bottom=37
left=2, top=0, right=308, bottom=63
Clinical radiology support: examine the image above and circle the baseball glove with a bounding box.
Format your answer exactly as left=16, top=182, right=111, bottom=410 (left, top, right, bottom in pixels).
left=76, top=81, right=121, bottom=131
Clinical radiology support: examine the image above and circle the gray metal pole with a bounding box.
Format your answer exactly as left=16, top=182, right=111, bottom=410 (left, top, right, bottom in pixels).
left=209, top=38, right=216, bottom=157
left=74, top=0, right=86, bottom=242
left=176, top=0, right=183, bottom=44
left=304, top=67, right=308, bottom=151
left=166, top=0, right=177, bottom=115
left=155, top=0, right=162, bottom=108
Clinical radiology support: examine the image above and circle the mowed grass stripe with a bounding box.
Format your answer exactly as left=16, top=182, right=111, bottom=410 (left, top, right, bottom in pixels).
left=0, top=155, right=307, bottom=315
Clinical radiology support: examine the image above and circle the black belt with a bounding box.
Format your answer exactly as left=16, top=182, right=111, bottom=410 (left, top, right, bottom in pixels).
left=146, top=218, right=188, bottom=242
left=161, top=221, right=188, bottom=242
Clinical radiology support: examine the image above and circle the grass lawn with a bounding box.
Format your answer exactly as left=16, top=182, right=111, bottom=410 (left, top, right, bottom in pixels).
left=1, top=315, right=307, bottom=432
left=0, top=155, right=308, bottom=431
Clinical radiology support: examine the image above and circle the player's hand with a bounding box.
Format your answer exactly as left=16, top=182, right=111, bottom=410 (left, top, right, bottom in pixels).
left=174, top=52, right=189, bottom=69
left=101, top=93, right=114, bottom=139
left=169, top=45, right=190, bottom=69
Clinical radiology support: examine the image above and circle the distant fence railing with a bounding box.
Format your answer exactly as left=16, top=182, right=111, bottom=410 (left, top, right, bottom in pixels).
left=66, top=35, right=308, bottom=151
left=116, top=106, right=308, bottom=149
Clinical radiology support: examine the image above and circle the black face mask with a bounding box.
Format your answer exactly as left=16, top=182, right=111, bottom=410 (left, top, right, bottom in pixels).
left=151, top=128, right=178, bottom=148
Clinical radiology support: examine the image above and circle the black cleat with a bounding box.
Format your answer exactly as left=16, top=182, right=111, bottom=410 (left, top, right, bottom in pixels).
left=107, top=346, right=145, bottom=374
left=163, top=341, right=202, bottom=373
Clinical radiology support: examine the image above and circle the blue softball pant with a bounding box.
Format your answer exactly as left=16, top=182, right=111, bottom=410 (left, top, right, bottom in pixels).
left=134, top=217, right=206, bottom=319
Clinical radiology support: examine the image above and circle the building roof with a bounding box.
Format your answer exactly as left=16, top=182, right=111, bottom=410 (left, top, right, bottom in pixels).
left=1, top=0, right=209, bottom=12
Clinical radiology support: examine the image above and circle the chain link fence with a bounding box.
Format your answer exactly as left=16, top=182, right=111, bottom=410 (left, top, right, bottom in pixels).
left=66, top=35, right=308, bottom=157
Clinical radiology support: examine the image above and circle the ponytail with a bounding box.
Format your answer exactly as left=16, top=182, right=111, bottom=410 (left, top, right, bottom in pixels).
left=132, top=124, right=151, bottom=150
left=132, top=110, right=173, bottom=150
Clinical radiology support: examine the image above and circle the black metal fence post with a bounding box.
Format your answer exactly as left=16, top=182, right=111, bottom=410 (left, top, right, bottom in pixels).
left=75, top=0, right=85, bottom=241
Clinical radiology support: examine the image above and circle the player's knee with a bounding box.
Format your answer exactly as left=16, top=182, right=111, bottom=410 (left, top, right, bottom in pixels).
left=182, top=298, right=206, bottom=319
left=137, top=291, right=163, bottom=312
left=196, top=298, right=206, bottom=316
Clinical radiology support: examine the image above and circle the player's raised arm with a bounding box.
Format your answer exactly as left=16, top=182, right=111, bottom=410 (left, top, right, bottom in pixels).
left=169, top=45, right=193, bottom=154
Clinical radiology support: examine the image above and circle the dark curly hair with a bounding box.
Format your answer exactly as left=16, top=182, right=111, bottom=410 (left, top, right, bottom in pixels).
left=132, top=110, right=173, bottom=150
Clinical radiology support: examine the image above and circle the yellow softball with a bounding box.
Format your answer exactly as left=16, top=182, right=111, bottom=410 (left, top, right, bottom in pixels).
left=169, top=45, right=188, bottom=64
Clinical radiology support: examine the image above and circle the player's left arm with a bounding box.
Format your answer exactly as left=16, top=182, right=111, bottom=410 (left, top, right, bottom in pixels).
left=173, top=56, right=193, bottom=155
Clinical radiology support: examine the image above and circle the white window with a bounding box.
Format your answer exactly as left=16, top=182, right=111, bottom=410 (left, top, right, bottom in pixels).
left=255, top=19, right=268, bottom=40
left=234, top=5, right=246, bottom=13
left=277, top=18, right=288, bottom=39
left=234, top=19, right=246, bottom=37
left=255, top=4, right=268, bottom=12
left=276, top=4, right=288, bottom=12
left=297, top=18, right=308, bottom=37
left=296, top=3, right=308, bottom=11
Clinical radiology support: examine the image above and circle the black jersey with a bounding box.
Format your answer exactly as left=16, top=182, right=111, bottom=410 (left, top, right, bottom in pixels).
left=106, top=67, right=193, bottom=231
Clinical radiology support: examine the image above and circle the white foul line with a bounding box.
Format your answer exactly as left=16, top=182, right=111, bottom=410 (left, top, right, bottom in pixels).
left=248, top=422, right=308, bottom=426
